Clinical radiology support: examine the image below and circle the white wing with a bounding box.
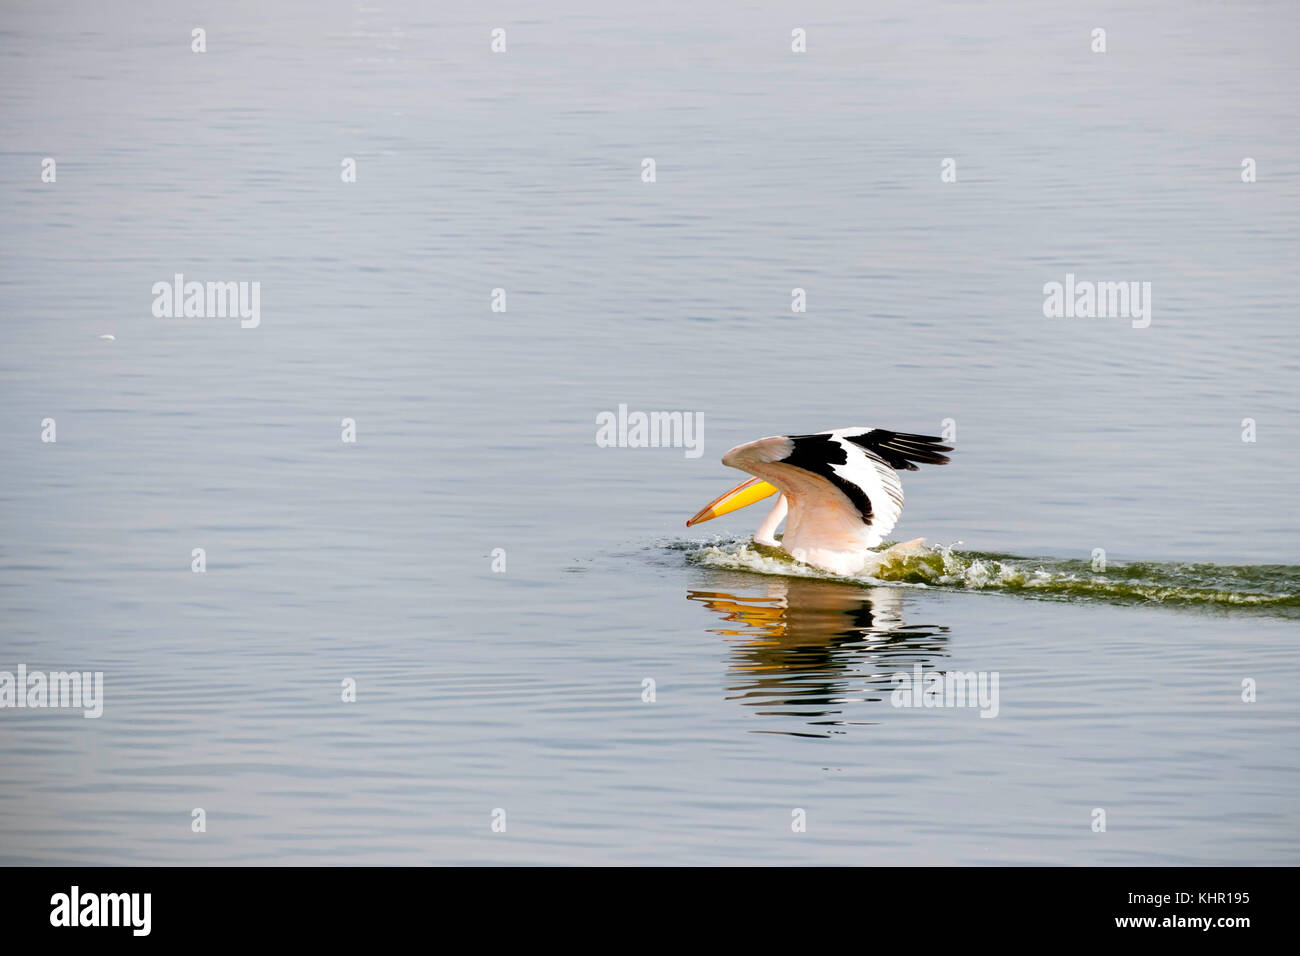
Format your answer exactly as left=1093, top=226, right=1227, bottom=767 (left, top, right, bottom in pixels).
left=721, top=428, right=950, bottom=558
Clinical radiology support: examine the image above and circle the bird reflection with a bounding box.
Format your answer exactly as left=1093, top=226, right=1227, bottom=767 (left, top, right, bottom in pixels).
left=687, top=576, right=949, bottom=737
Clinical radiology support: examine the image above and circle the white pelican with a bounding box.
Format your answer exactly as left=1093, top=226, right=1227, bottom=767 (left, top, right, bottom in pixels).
left=687, top=428, right=952, bottom=576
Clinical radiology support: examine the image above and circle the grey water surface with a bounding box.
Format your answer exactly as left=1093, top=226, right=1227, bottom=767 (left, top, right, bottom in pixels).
left=0, top=0, right=1297, bottom=864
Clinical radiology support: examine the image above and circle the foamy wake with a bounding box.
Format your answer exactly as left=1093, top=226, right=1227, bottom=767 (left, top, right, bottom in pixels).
left=672, top=537, right=1300, bottom=613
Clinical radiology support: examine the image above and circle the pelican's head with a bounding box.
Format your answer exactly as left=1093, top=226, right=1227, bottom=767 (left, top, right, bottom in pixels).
left=686, top=476, right=779, bottom=527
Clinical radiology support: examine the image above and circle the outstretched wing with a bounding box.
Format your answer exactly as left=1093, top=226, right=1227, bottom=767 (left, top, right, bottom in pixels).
left=839, top=429, right=953, bottom=472
left=721, top=427, right=951, bottom=547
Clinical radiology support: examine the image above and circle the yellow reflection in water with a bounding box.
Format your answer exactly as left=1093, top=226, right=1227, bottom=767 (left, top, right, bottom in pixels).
left=687, top=577, right=949, bottom=736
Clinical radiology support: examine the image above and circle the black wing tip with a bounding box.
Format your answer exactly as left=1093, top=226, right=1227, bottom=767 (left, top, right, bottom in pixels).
left=848, top=429, right=954, bottom=470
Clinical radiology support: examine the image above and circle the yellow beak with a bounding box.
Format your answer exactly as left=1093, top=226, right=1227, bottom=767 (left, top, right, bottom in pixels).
left=686, top=477, right=779, bottom=527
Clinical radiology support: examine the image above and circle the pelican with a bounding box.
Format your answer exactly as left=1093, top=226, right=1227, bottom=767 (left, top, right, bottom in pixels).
left=686, top=428, right=952, bottom=576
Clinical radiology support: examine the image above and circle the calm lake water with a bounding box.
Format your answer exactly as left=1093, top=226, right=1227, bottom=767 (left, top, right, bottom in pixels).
left=1, top=0, right=1297, bottom=864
